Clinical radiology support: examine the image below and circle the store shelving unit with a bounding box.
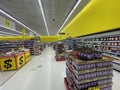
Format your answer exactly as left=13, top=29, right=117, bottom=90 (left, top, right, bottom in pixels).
left=24, top=40, right=41, bottom=55
left=55, top=42, right=65, bottom=61
left=74, top=31, right=120, bottom=71
left=0, top=41, right=24, bottom=54
left=24, top=40, right=34, bottom=55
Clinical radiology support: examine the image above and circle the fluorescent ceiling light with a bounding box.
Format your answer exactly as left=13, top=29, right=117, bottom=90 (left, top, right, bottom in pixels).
left=0, top=31, right=18, bottom=36
left=0, top=25, right=29, bottom=35
left=38, top=0, right=50, bottom=36
left=0, top=9, right=40, bottom=36
left=0, top=25, right=21, bottom=34
left=55, top=0, right=82, bottom=35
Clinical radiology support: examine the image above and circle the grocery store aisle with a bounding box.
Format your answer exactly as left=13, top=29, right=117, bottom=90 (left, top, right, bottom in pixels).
left=0, top=47, right=120, bottom=90
left=0, top=47, right=66, bottom=90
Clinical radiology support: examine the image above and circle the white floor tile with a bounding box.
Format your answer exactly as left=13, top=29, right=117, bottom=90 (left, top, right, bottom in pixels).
left=0, top=71, right=17, bottom=85
left=0, top=47, right=119, bottom=90
left=113, top=70, right=120, bottom=90
left=0, top=47, right=66, bottom=90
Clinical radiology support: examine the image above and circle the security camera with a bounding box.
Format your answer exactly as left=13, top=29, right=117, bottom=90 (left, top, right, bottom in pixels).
left=52, top=18, right=55, bottom=21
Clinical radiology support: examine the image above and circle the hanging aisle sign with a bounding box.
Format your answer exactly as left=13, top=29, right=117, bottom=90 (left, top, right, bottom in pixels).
left=0, top=15, right=15, bottom=29
left=5, top=19, right=10, bottom=28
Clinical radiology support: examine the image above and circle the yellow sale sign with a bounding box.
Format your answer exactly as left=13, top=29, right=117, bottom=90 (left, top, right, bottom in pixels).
left=0, top=57, right=16, bottom=71
left=16, top=54, right=25, bottom=69
left=25, top=51, right=31, bottom=62
left=88, top=86, right=100, bottom=90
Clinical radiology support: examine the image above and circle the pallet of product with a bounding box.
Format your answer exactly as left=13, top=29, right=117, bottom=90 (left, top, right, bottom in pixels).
left=72, top=73, right=97, bottom=85
left=73, top=73, right=113, bottom=85
left=72, top=55, right=113, bottom=65
left=100, top=82, right=113, bottom=88
left=72, top=66, right=96, bottom=75
left=65, top=47, right=114, bottom=90
left=96, top=66, right=113, bottom=71
left=73, top=81, right=100, bottom=90
left=56, top=57, right=65, bottom=61
left=64, top=77, right=75, bottom=90
left=64, top=77, right=70, bottom=90
left=68, top=76, right=100, bottom=90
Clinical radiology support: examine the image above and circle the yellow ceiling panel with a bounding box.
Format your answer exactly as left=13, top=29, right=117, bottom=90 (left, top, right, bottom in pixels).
left=60, top=0, right=120, bottom=39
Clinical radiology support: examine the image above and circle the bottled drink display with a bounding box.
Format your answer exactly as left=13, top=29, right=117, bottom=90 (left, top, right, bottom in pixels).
left=65, top=37, right=113, bottom=90
left=76, top=81, right=98, bottom=90
left=77, top=46, right=102, bottom=60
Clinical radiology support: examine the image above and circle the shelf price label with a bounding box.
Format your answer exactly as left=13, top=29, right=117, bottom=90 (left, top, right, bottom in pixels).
left=1, top=57, right=16, bottom=71
left=5, top=19, right=10, bottom=28
left=16, top=54, right=25, bottom=68
left=88, top=86, right=100, bottom=90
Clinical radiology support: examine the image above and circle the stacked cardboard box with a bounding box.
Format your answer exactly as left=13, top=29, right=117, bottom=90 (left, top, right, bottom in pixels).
left=55, top=43, right=65, bottom=61
left=33, top=41, right=41, bottom=55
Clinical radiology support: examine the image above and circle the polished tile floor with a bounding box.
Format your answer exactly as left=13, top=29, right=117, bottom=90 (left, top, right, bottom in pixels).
left=0, top=47, right=119, bottom=90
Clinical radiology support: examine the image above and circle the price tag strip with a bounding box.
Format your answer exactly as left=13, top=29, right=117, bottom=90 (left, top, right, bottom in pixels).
left=0, top=57, right=17, bottom=71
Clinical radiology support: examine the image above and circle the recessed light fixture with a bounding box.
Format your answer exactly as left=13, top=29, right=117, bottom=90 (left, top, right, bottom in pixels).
left=38, top=0, right=50, bottom=36
left=55, top=0, right=82, bottom=35
left=0, top=9, right=40, bottom=36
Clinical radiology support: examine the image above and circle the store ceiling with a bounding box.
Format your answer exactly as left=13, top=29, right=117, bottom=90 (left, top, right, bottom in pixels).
left=0, top=0, right=90, bottom=36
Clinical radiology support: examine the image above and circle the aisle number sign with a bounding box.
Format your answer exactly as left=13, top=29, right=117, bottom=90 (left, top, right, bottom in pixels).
left=16, top=54, right=25, bottom=69
left=88, top=86, right=100, bottom=90
left=25, top=51, right=31, bottom=62
left=5, top=19, right=10, bottom=28
left=0, top=57, right=16, bottom=71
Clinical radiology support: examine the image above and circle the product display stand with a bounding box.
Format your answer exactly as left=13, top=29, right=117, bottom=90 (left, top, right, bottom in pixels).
left=0, top=41, right=24, bottom=53
left=24, top=40, right=41, bottom=55
left=33, top=41, right=41, bottom=55
left=0, top=49, right=31, bottom=71
left=65, top=51, right=114, bottom=90
left=55, top=42, right=65, bottom=61
left=24, top=40, right=35, bottom=55
left=75, top=33, right=120, bottom=71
